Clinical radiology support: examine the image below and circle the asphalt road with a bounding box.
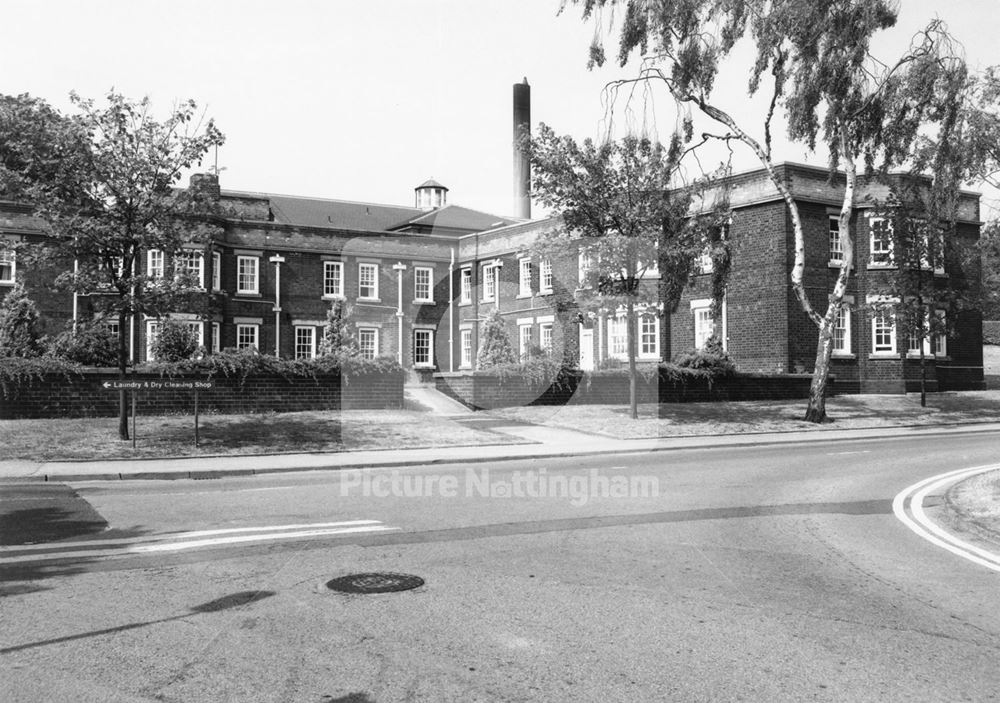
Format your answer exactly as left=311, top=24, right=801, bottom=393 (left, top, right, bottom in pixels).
left=2, top=431, right=1000, bottom=702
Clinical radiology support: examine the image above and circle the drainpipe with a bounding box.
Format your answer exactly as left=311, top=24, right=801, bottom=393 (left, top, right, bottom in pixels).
left=448, top=247, right=455, bottom=372
left=392, top=262, right=407, bottom=365
left=72, top=257, right=79, bottom=333
left=269, top=254, right=285, bottom=357
left=492, top=258, right=504, bottom=312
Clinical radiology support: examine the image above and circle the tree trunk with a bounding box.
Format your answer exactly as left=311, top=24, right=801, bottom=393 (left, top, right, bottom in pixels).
left=805, top=315, right=836, bottom=423
left=117, top=309, right=130, bottom=441
left=919, top=345, right=927, bottom=408
left=626, top=297, right=638, bottom=420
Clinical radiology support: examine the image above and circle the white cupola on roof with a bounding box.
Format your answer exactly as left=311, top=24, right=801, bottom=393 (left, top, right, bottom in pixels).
left=415, top=178, right=448, bottom=211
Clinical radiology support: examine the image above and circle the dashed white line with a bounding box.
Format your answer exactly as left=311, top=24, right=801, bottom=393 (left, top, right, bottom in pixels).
left=0, top=519, right=398, bottom=564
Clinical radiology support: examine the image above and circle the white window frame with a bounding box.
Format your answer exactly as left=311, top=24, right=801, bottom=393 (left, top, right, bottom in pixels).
left=211, top=322, right=220, bottom=353
left=639, top=315, right=660, bottom=359
left=832, top=303, right=853, bottom=356
left=175, top=250, right=205, bottom=288
left=829, top=216, right=844, bottom=266
left=539, top=259, right=553, bottom=294
left=518, top=258, right=532, bottom=297
left=236, top=323, right=259, bottom=351
left=578, top=249, right=593, bottom=287
left=519, top=324, right=532, bottom=358
left=869, top=217, right=894, bottom=268
left=871, top=306, right=897, bottom=355
left=323, top=260, right=344, bottom=298
left=413, top=328, right=434, bottom=367
left=482, top=264, right=496, bottom=302
left=539, top=322, right=553, bottom=355
left=294, top=326, right=316, bottom=360
left=145, top=320, right=160, bottom=361
left=460, top=329, right=473, bottom=368
left=933, top=309, right=947, bottom=357
left=358, top=262, right=379, bottom=300
left=414, top=266, right=434, bottom=303
left=358, top=327, right=379, bottom=360
left=147, top=249, right=164, bottom=279
left=0, top=247, right=15, bottom=285
left=237, top=255, right=259, bottom=295
left=459, top=268, right=472, bottom=305
left=608, top=316, right=627, bottom=359
left=212, top=252, right=221, bottom=291
left=691, top=299, right=715, bottom=350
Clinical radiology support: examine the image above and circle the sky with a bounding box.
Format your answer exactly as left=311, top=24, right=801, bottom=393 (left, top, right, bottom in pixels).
left=3, top=0, right=999, bottom=219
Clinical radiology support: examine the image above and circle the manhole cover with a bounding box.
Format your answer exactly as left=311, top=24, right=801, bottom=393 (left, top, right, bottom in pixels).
left=326, top=572, right=424, bottom=594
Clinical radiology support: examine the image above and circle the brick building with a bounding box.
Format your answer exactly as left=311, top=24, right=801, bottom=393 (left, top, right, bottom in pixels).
left=0, top=163, right=985, bottom=393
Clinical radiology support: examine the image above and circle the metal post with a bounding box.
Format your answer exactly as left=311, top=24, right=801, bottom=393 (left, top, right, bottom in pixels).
left=194, top=389, right=200, bottom=447
left=269, top=254, right=285, bottom=357
left=392, top=262, right=407, bottom=365
left=131, top=391, right=137, bottom=450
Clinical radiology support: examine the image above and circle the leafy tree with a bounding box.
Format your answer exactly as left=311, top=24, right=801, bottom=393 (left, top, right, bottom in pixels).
left=45, top=316, right=119, bottom=366
left=318, top=298, right=359, bottom=358
left=0, top=282, right=43, bottom=357
left=524, top=127, right=729, bottom=418
left=981, top=220, right=1000, bottom=323
left=565, top=0, right=984, bottom=422
left=0, top=91, right=224, bottom=439
left=477, top=309, right=518, bottom=368
left=148, top=319, right=200, bottom=363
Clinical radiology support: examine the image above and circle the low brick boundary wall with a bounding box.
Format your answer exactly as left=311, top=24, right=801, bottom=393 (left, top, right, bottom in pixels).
left=0, top=369, right=403, bottom=418
left=434, top=370, right=823, bottom=410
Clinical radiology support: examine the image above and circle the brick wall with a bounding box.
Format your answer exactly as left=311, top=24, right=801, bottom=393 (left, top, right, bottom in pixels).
left=0, top=369, right=403, bottom=419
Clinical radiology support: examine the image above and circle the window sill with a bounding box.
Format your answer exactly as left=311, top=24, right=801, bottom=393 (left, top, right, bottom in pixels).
left=413, top=363, right=435, bottom=369
left=538, top=289, right=553, bottom=296
left=867, top=263, right=896, bottom=270
left=481, top=298, right=496, bottom=304
left=868, top=353, right=899, bottom=360
left=322, top=294, right=346, bottom=301
left=516, top=293, right=533, bottom=299
left=459, top=301, right=472, bottom=307
left=412, top=300, right=436, bottom=305
left=831, top=352, right=856, bottom=360
left=0, top=280, right=14, bottom=287
left=906, top=352, right=950, bottom=360
left=357, top=297, right=381, bottom=303
left=236, top=291, right=261, bottom=298
left=828, top=260, right=847, bottom=268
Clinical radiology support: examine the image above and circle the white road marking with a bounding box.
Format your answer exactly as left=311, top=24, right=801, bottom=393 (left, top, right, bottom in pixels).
left=893, top=463, right=1000, bottom=573
left=826, top=450, right=871, bottom=455
left=0, top=520, right=398, bottom=564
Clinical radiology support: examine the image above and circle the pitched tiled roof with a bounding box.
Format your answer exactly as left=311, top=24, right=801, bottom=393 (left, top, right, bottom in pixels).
left=392, top=204, right=518, bottom=233
left=262, top=193, right=425, bottom=232
left=221, top=189, right=521, bottom=235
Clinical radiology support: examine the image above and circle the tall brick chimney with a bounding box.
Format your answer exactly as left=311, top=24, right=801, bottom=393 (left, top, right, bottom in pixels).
left=513, top=78, right=531, bottom=219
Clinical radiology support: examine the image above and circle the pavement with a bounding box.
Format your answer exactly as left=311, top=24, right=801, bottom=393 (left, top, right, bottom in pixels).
left=4, top=409, right=1000, bottom=482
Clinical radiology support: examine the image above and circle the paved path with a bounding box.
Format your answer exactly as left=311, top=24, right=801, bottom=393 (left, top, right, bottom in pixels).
left=4, top=420, right=1000, bottom=483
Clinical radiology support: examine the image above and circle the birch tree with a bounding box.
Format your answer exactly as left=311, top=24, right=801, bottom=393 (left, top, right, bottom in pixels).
left=564, top=0, right=976, bottom=421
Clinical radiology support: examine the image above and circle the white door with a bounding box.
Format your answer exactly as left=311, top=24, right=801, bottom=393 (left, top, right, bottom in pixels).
left=579, top=326, right=594, bottom=370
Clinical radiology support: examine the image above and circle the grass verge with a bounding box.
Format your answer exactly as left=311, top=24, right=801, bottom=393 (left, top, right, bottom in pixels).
left=0, top=410, right=523, bottom=461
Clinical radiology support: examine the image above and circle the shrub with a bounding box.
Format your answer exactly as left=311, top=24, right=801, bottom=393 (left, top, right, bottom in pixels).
left=149, top=319, right=200, bottom=362
left=143, top=348, right=403, bottom=384
left=45, top=317, right=119, bottom=366
left=477, top=309, right=517, bottom=368
left=671, top=336, right=736, bottom=376
left=0, top=356, right=82, bottom=398
left=318, top=299, right=359, bottom=357
left=0, top=282, right=43, bottom=357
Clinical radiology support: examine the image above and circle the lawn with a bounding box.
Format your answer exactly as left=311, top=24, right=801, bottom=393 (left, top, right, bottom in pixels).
left=485, top=390, right=1000, bottom=440
left=0, top=409, right=520, bottom=461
